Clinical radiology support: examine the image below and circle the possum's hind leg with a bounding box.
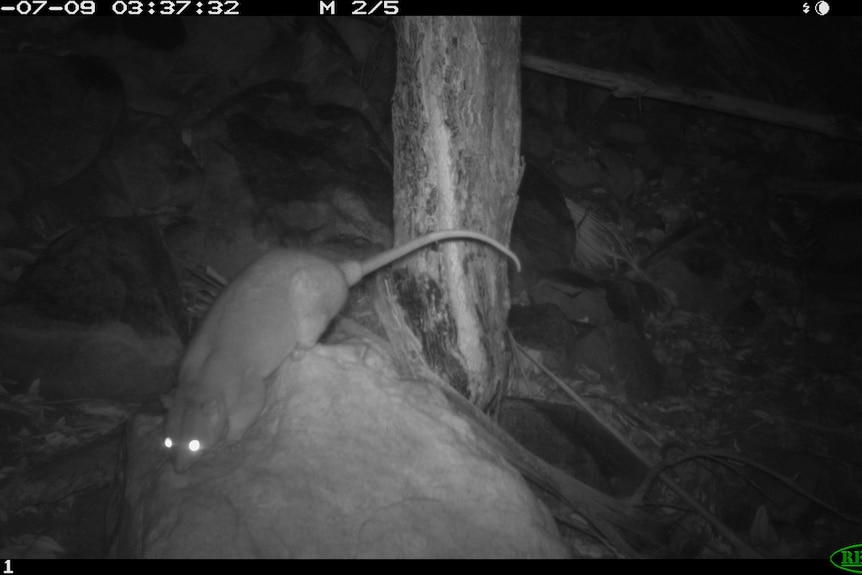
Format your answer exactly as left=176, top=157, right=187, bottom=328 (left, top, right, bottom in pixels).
left=287, top=266, right=350, bottom=359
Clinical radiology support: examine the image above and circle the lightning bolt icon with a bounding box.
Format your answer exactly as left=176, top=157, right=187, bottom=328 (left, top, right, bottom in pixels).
left=803, top=2, right=810, bottom=12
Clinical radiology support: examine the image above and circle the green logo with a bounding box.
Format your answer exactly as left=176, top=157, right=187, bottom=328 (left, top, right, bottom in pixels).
left=831, top=544, right=862, bottom=573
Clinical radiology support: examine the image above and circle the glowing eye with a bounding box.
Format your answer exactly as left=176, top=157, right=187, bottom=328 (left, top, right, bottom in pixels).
left=188, top=440, right=201, bottom=452
left=164, top=437, right=173, bottom=448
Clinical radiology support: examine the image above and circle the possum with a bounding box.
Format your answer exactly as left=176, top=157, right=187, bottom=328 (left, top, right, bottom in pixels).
left=163, top=230, right=521, bottom=472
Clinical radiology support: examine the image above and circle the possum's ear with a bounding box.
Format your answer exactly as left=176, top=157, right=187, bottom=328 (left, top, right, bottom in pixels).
left=160, top=392, right=175, bottom=410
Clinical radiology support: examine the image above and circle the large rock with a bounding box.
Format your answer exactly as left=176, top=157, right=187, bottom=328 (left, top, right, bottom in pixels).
left=1, top=218, right=184, bottom=401
left=116, top=344, right=569, bottom=558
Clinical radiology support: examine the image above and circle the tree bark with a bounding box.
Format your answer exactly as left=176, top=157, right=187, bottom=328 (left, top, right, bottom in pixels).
left=391, top=17, right=522, bottom=408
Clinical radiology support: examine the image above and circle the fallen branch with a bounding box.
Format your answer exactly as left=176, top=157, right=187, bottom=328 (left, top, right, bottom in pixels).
left=522, top=53, right=862, bottom=142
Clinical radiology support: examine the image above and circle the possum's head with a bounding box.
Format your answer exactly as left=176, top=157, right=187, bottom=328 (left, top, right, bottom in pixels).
left=163, top=395, right=227, bottom=472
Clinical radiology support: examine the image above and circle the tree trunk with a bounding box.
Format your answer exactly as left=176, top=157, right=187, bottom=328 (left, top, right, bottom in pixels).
left=391, top=17, right=522, bottom=408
